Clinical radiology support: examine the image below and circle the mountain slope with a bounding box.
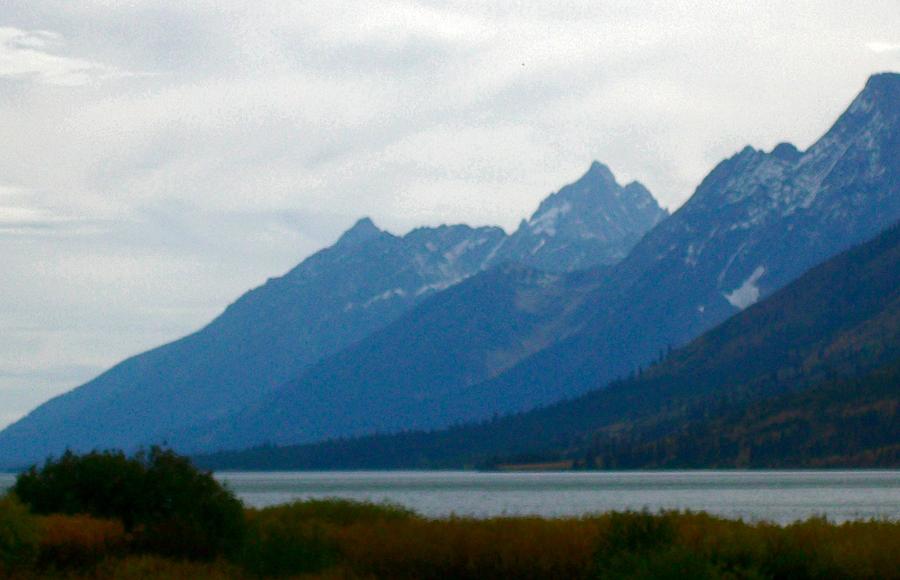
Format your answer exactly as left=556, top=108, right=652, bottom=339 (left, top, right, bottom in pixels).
left=195, top=220, right=900, bottom=470
left=0, top=220, right=506, bottom=466
left=581, top=363, right=900, bottom=468
left=0, top=163, right=662, bottom=467
left=179, top=264, right=597, bottom=451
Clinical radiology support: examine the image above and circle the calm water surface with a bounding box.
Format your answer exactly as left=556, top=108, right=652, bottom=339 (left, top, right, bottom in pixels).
left=216, top=470, right=900, bottom=524
left=3, top=470, right=898, bottom=524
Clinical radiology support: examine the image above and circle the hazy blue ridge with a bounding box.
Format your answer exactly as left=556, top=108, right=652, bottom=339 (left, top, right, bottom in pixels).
left=195, top=219, right=900, bottom=470
left=0, top=162, right=664, bottom=467
left=183, top=73, right=900, bottom=454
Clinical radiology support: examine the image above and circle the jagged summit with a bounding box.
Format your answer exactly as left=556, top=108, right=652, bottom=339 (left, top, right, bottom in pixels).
left=622, top=70, right=900, bottom=322
left=865, top=71, right=900, bottom=92
left=846, top=72, right=898, bottom=114
left=337, top=217, right=383, bottom=246
left=562, top=161, right=622, bottom=198
left=584, top=160, right=618, bottom=185
left=622, top=181, right=658, bottom=210
left=803, top=72, right=898, bottom=165
left=483, top=161, right=667, bottom=272
left=624, top=180, right=650, bottom=191
left=329, top=161, right=665, bottom=277
left=534, top=161, right=664, bottom=224
left=770, top=142, right=801, bottom=162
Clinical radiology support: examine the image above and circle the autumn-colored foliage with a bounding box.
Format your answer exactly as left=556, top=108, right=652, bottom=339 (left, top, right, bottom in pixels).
left=1, top=498, right=899, bottom=579
left=37, top=514, right=126, bottom=569
left=240, top=498, right=413, bottom=577
left=235, top=501, right=900, bottom=579
left=338, top=515, right=601, bottom=580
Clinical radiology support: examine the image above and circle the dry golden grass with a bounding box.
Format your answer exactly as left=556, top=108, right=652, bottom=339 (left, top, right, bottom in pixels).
left=337, top=516, right=601, bottom=579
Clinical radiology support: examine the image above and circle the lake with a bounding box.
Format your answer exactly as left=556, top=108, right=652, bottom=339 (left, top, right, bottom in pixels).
left=3, top=470, right=899, bottom=524
left=218, top=470, right=900, bottom=524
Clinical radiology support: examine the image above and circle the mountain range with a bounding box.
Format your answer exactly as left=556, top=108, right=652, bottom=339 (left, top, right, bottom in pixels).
left=196, top=219, right=900, bottom=470
left=0, top=72, right=897, bottom=468
left=176, top=72, right=900, bottom=454
left=0, top=156, right=665, bottom=466
left=458, top=72, right=900, bottom=419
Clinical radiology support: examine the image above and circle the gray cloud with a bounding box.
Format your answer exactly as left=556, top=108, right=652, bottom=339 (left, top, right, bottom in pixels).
left=0, top=0, right=898, bottom=428
left=0, top=25, right=127, bottom=85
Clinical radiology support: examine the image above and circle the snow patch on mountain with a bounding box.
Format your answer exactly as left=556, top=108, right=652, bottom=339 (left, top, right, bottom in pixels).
left=415, top=277, right=466, bottom=297
left=724, top=266, right=765, bottom=310
left=481, top=237, right=506, bottom=267
left=717, top=242, right=749, bottom=285
left=363, top=288, right=407, bottom=308
left=529, top=201, right=572, bottom=236
left=443, top=236, right=492, bottom=264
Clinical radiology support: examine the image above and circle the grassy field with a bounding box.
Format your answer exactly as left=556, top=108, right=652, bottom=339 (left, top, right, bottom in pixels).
left=3, top=495, right=900, bottom=579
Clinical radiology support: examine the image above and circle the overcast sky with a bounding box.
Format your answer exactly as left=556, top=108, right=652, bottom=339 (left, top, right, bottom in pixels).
left=1, top=1, right=898, bottom=429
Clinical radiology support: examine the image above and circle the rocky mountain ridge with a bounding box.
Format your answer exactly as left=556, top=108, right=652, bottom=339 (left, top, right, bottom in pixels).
left=0, top=160, right=665, bottom=466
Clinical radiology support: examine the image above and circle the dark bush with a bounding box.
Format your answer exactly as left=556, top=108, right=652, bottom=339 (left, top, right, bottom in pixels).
left=0, top=494, right=39, bottom=573
left=602, top=511, right=677, bottom=554
left=241, top=511, right=337, bottom=577
left=13, top=447, right=245, bottom=560
left=595, top=512, right=723, bottom=579
left=13, top=449, right=145, bottom=528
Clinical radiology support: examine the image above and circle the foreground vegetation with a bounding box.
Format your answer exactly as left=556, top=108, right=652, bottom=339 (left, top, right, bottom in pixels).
left=3, top=450, right=900, bottom=579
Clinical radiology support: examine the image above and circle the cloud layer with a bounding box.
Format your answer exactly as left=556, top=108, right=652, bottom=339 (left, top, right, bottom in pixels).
left=0, top=1, right=898, bottom=427
left=0, top=26, right=113, bottom=85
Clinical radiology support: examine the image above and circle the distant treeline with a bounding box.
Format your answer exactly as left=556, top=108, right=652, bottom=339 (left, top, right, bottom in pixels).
left=195, top=361, right=900, bottom=472
left=579, top=363, right=900, bottom=469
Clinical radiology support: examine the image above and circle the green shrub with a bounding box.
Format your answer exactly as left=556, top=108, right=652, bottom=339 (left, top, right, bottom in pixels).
left=13, top=449, right=145, bottom=528
left=593, top=511, right=740, bottom=579
left=13, top=447, right=245, bottom=560
left=0, top=494, right=39, bottom=573
left=136, top=448, right=246, bottom=559
left=596, top=546, right=723, bottom=580
left=241, top=512, right=337, bottom=577
left=601, top=511, right=677, bottom=554
left=256, top=497, right=414, bottom=526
